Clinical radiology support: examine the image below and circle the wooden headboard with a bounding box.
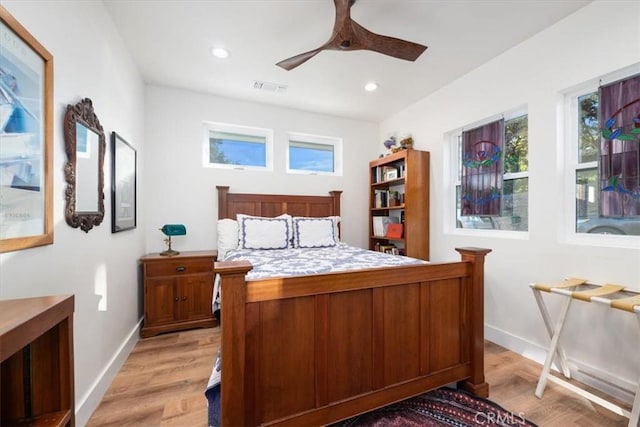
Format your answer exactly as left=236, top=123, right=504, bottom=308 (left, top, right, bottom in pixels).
left=216, top=186, right=342, bottom=219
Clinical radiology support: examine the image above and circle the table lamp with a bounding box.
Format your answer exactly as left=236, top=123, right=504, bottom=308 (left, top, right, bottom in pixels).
left=159, top=224, right=186, bottom=256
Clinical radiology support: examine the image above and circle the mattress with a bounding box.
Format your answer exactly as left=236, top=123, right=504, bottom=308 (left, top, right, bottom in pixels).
left=212, top=243, right=426, bottom=313
left=221, top=242, right=425, bottom=280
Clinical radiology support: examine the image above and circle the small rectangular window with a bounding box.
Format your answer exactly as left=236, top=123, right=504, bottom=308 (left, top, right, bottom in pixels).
left=203, top=122, right=273, bottom=170
left=504, top=115, right=529, bottom=174
left=576, top=167, right=598, bottom=221
left=578, top=93, right=599, bottom=164
left=287, top=132, right=342, bottom=175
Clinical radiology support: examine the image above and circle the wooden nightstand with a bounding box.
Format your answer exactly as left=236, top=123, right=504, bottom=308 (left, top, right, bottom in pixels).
left=140, top=250, right=217, bottom=338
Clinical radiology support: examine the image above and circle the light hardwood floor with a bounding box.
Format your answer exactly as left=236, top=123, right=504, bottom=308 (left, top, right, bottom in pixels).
left=87, top=327, right=632, bottom=426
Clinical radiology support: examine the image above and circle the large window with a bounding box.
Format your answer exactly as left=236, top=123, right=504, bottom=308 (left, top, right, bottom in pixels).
left=203, top=122, right=273, bottom=170
left=569, top=73, right=640, bottom=237
left=286, top=132, right=342, bottom=175
left=454, top=113, right=529, bottom=232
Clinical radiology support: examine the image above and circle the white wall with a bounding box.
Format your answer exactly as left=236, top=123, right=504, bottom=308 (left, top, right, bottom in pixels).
left=143, top=85, right=378, bottom=254
left=381, top=0, right=640, bottom=401
left=0, top=1, right=145, bottom=425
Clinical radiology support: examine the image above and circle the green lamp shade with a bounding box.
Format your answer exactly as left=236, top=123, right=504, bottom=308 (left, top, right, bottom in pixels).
left=160, top=224, right=186, bottom=236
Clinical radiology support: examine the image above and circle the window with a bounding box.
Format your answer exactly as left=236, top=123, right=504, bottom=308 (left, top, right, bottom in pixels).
left=453, top=113, right=529, bottom=232
left=568, top=72, right=640, bottom=237
left=203, top=122, right=273, bottom=170
left=287, top=132, right=342, bottom=175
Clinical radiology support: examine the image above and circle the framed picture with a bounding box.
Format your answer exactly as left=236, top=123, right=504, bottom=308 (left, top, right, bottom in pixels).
left=111, top=132, right=136, bottom=233
left=0, top=7, right=53, bottom=253
left=383, top=167, right=398, bottom=181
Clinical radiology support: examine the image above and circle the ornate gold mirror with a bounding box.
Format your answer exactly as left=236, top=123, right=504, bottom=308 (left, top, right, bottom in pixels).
left=63, top=98, right=105, bottom=232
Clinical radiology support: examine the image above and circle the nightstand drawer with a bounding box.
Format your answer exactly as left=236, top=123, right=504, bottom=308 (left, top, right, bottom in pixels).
left=145, top=259, right=213, bottom=277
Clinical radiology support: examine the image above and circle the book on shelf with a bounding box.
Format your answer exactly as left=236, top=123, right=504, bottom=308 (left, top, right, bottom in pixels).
left=380, top=245, right=395, bottom=254
left=386, top=223, right=403, bottom=239
left=374, top=190, right=387, bottom=208
left=372, top=216, right=399, bottom=237
left=379, top=244, right=397, bottom=254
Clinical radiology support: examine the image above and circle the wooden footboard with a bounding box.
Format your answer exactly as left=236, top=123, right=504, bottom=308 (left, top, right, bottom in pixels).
left=215, top=247, right=491, bottom=427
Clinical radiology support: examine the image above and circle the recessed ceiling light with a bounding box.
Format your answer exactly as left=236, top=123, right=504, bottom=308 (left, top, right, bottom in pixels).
left=211, top=47, right=230, bottom=59
left=364, top=82, right=378, bottom=92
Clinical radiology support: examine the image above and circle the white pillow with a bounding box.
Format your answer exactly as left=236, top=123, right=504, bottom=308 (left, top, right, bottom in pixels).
left=237, top=214, right=292, bottom=250
left=217, top=218, right=238, bottom=259
left=293, top=216, right=339, bottom=248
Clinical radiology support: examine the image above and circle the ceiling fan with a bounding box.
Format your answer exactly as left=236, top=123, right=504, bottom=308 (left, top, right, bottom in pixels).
left=276, top=0, right=427, bottom=71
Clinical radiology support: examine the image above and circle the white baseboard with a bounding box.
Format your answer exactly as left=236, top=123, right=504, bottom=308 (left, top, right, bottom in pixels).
left=485, top=323, right=636, bottom=405
left=75, top=319, right=142, bottom=426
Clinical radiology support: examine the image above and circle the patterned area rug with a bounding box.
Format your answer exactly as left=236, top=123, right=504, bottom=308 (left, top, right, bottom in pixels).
left=332, top=388, right=538, bottom=427
left=205, top=385, right=537, bottom=427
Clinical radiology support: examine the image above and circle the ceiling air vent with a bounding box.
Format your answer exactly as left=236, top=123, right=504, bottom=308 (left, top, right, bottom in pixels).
left=252, top=80, right=287, bottom=94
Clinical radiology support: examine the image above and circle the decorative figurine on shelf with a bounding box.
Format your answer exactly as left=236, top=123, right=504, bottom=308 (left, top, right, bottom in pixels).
left=398, top=135, right=414, bottom=151
left=159, top=224, right=186, bottom=256
left=382, top=136, right=397, bottom=156
left=381, top=134, right=415, bottom=155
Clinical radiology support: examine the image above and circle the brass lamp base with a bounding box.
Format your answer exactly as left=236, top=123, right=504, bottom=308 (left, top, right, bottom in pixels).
left=160, top=249, right=180, bottom=256
left=160, top=237, right=179, bottom=256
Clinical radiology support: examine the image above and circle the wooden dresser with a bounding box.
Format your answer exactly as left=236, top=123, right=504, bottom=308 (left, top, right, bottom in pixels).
left=0, top=295, right=75, bottom=427
left=140, top=250, right=217, bottom=338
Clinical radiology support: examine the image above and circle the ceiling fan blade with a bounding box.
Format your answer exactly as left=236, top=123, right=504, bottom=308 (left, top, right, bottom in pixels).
left=352, top=20, right=427, bottom=62
left=332, top=0, right=352, bottom=38
left=276, top=47, right=324, bottom=70
left=276, top=0, right=348, bottom=70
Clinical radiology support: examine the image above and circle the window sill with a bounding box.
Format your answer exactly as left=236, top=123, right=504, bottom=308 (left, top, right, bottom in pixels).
left=448, top=227, right=530, bottom=240
left=562, top=232, right=640, bottom=250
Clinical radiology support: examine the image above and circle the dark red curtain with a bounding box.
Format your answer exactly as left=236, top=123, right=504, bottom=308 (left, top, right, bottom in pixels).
left=461, top=119, right=504, bottom=216
left=599, top=74, right=640, bottom=218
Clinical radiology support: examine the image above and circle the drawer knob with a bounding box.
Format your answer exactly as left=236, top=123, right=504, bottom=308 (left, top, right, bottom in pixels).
left=174, top=297, right=179, bottom=302
left=182, top=296, right=188, bottom=301
left=176, top=266, right=186, bottom=272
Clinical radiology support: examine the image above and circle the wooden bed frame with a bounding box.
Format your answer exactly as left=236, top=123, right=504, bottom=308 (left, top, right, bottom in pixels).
left=214, top=186, right=491, bottom=426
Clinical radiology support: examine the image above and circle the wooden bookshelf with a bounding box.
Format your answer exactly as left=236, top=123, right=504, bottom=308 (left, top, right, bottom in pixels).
left=369, top=149, right=430, bottom=260
left=0, top=295, right=75, bottom=427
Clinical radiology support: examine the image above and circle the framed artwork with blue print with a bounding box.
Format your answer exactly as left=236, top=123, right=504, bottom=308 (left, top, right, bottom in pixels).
left=0, top=6, right=54, bottom=252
